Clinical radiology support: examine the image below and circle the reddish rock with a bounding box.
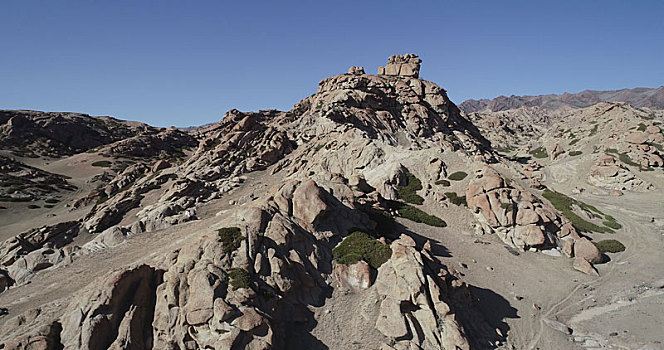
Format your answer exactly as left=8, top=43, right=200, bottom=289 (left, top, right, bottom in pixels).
left=573, top=238, right=602, bottom=264
left=573, top=257, right=599, bottom=276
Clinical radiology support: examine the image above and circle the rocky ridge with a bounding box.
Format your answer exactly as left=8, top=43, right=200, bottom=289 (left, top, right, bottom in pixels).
left=0, top=54, right=656, bottom=349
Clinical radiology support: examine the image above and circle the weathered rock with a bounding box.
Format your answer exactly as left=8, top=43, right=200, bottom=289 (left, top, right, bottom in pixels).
left=625, top=131, right=648, bottom=144
left=348, top=66, right=365, bottom=75
left=292, top=179, right=330, bottom=225
left=373, top=235, right=476, bottom=350
left=549, top=143, right=564, bottom=160
left=573, top=238, right=602, bottom=264
left=334, top=260, right=374, bottom=291
left=573, top=257, right=599, bottom=276
left=60, top=265, right=164, bottom=349
left=152, top=159, right=171, bottom=172
left=377, top=54, right=422, bottom=78
left=467, top=165, right=569, bottom=250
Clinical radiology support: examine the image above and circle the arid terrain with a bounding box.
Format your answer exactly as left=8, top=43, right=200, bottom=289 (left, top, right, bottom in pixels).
left=0, top=55, right=663, bottom=350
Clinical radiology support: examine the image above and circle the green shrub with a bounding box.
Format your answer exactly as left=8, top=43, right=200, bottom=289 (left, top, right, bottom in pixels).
left=618, top=153, right=640, bottom=167
left=605, top=148, right=618, bottom=154
left=91, top=160, right=112, bottom=167
left=27, top=204, right=40, bottom=209
left=588, top=124, right=599, bottom=136
left=494, top=145, right=516, bottom=153
left=569, top=139, right=579, bottom=146
left=86, top=148, right=99, bottom=153
left=542, top=189, right=614, bottom=233
left=637, top=123, right=647, bottom=131
left=388, top=201, right=447, bottom=227
left=44, top=204, right=54, bottom=208
left=45, top=198, right=59, bottom=204
left=448, top=171, right=468, bottom=181
left=529, top=147, right=548, bottom=159
left=594, top=239, right=625, bottom=253
left=332, top=231, right=392, bottom=269
left=648, top=142, right=664, bottom=152
left=435, top=179, right=451, bottom=187
left=397, top=172, right=424, bottom=205
left=500, top=202, right=513, bottom=212
left=218, top=227, right=243, bottom=253
left=228, top=268, right=250, bottom=289
left=569, top=151, right=582, bottom=156
left=445, top=192, right=467, bottom=207
left=602, top=215, right=622, bottom=229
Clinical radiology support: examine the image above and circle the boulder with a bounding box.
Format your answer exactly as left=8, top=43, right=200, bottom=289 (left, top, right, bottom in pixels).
left=334, top=260, right=374, bottom=291
left=573, top=257, right=599, bottom=276
left=549, top=143, right=564, bottom=160
left=152, top=159, right=171, bottom=172
left=625, top=131, right=648, bottom=144
left=573, top=238, right=602, bottom=264
left=292, top=180, right=330, bottom=225
left=348, top=66, right=365, bottom=75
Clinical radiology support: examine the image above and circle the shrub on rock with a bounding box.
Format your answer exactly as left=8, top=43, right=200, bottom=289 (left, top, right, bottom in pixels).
left=218, top=227, right=243, bottom=253
left=333, top=231, right=392, bottom=269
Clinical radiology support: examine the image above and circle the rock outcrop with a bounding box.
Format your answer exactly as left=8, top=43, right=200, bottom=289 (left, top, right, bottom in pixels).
left=373, top=235, right=471, bottom=350
left=466, top=165, right=574, bottom=251
left=0, top=155, right=77, bottom=201
left=378, top=54, right=422, bottom=78
left=0, top=110, right=152, bottom=157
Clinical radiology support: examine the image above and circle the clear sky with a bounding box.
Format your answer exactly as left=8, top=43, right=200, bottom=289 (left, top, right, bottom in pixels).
left=1, top=1, right=663, bottom=127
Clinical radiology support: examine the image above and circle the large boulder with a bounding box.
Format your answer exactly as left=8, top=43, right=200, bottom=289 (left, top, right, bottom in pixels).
left=573, top=237, right=602, bottom=264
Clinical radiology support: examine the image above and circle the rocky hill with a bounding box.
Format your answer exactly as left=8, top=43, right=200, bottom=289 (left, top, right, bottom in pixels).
left=0, top=55, right=663, bottom=350
left=0, top=110, right=156, bottom=157
left=460, top=86, right=664, bottom=113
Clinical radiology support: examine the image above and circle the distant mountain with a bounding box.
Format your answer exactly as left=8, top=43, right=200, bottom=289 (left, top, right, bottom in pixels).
left=460, top=86, right=664, bottom=113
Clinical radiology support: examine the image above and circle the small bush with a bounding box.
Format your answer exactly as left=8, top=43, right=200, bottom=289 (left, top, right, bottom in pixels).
left=594, top=239, right=626, bottom=253
left=445, top=192, right=467, bottom=207
left=605, top=148, right=618, bottom=154
left=637, top=123, right=647, bottom=131
left=448, top=171, right=468, bottom=181
left=388, top=201, right=447, bottom=227
left=500, top=202, right=513, bottom=212
left=44, top=204, right=54, bottom=208
left=569, top=139, right=579, bottom=146
left=45, top=198, right=59, bottom=204
left=397, top=172, right=424, bottom=205
left=529, top=147, right=548, bottom=159
left=494, top=145, right=516, bottom=153
left=435, top=179, right=451, bottom=187
left=228, top=268, right=250, bottom=289
left=618, top=153, right=640, bottom=167
left=569, top=151, right=582, bottom=156
left=91, top=160, right=112, bottom=168
left=542, top=189, right=614, bottom=233
left=218, top=227, right=243, bottom=253
left=27, top=204, right=41, bottom=209
left=602, top=215, right=622, bottom=230
left=332, top=231, right=392, bottom=269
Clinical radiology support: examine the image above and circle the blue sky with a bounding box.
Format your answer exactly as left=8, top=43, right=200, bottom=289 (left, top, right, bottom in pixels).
left=1, top=1, right=662, bottom=127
